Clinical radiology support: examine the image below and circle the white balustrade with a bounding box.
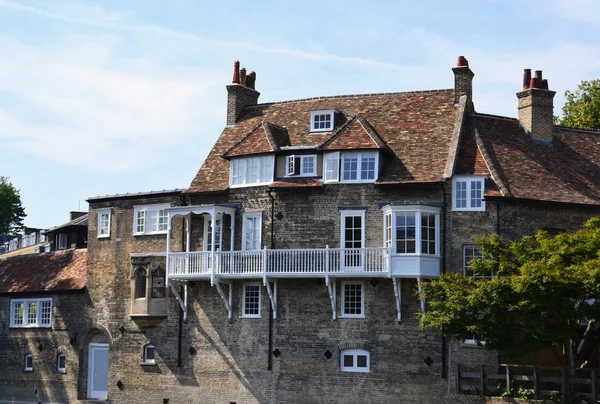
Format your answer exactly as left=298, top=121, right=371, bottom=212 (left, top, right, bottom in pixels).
left=167, top=247, right=389, bottom=279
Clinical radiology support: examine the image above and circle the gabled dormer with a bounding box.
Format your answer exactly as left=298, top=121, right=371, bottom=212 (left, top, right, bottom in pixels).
left=222, top=121, right=289, bottom=188
left=317, top=115, right=389, bottom=183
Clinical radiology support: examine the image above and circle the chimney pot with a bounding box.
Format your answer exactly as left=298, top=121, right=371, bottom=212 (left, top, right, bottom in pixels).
left=452, top=56, right=475, bottom=111
left=542, top=79, right=549, bottom=90
left=232, top=61, right=240, bottom=84
left=523, top=69, right=531, bottom=90
left=247, top=72, right=256, bottom=90
left=226, top=62, right=260, bottom=126
left=240, top=68, right=247, bottom=87
left=535, top=70, right=543, bottom=81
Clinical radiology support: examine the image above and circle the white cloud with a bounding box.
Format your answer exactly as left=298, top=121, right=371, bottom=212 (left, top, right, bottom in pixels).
left=0, top=34, right=227, bottom=172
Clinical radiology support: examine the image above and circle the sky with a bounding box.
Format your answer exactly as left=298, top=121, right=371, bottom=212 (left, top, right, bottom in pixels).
left=1, top=0, right=600, bottom=229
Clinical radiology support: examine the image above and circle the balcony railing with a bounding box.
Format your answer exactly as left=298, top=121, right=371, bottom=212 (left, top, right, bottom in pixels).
left=167, top=247, right=390, bottom=281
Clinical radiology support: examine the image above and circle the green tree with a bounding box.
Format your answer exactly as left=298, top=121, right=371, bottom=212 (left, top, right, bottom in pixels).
left=558, top=79, right=600, bottom=129
left=0, top=177, right=26, bottom=235
left=419, top=218, right=600, bottom=368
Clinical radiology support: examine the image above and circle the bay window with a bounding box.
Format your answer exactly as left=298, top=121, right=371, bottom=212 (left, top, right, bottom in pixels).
left=382, top=205, right=440, bottom=256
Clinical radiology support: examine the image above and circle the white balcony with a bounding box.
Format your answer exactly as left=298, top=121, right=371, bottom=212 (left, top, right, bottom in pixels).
left=166, top=247, right=440, bottom=284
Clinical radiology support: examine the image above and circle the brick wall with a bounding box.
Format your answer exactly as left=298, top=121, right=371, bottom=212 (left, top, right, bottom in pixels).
left=0, top=291, right=93, bottom=402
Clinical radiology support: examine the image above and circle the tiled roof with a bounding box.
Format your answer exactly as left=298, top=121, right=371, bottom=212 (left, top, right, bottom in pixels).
left=187, top=90, right=456, bottom=193
left=0, top=249, right=87, bottom=294
left=222, top=121, right=290, bottom=158
left=319, top=116, right=388, bottom=151
left=43, top=213, right=89, bottom=235
left=470, top=114, right=600, bottom=205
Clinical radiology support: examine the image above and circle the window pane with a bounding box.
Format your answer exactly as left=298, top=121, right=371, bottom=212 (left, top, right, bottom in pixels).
left=58, top=354, right=66, bottom=369
left=343, top=283, right=363, bottom=316
left=244, top=285, right=260, bottom=315
left=146, top=346, right=155, bottom=361
left=27, top=302, right=37, bottom=324
left=455, top=181, right=467, bottom=208
left=40, top=300, right=52, bottom=326
left=357, top=355, right=367, bottom=368
left=396, top=213, right=416, bottom=254
left=13, top=302, right=24, bottom=325
left=343, top=355, right=354, bottom=367
left=151, top=270, right=165, bottom=298
left=135, top=268, right=147, bottom=298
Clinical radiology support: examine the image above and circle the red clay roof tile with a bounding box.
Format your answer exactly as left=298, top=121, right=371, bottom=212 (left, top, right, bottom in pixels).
left=0, top=249, right=87, bottom=294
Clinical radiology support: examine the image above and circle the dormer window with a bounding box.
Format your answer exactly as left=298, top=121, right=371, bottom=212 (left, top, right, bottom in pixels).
left=323, top=151, right=379, bottom=183
left=285, top=155, right=317, bottom=177
left=230, top=155, right=274, bottom=187
left=310, top=110, right=335, bottom=132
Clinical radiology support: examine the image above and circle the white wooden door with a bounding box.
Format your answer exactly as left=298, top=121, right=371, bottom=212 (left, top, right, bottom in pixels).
left=88, top=343, right=109, bottom=399
left=341, top=211, right=365, bottom=271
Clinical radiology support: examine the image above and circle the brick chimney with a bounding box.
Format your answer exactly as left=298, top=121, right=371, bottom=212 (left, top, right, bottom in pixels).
left=517, top=69, right=556, bottom=143
left=69, top=211, right=87, bottom=221
left=226, top=60, right=260, bottom=126
left=452, top=56, right=474, bottom=112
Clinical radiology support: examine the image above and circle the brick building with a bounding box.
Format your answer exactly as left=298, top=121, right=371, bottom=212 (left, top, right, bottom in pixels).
left=2, top=56, right=599, bottom=403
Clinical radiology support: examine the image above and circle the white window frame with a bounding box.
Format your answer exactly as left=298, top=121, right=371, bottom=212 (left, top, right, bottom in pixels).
left=463, top=245, right=493, bottom=279
left=241, top=282, right=261, bottom=318
left=24, top=353, right=33, bottom=372
left=57, top=353, right=66, bottom=372
left=452, top=175, right=486, bottom=211
left=324, top=151, right=379, bottom=183
left=382, top=205, right=441, bottom=256
left=285, top=154, right=317, bottom=177
left=10, top=297, right=52, bottom=328
left=97, top=209, right=111, bottom=238
left=310, top=109, right=335, bottom=132
left=340, top=348, right=370, bottom=373
left=340, top=281, right=365, bottom=318
left=323, top=151, right=340, bottom=182
left=341, top=151, right=378, bottom=183
left=143, top=344, right=156, bottom=364
left=133, top=204, right=170, bottom=236
left=203, top=217, right=223, bottom=252
left=229, top=155, right=275, bottom=188
left=242, top=212, right=262, bottom=251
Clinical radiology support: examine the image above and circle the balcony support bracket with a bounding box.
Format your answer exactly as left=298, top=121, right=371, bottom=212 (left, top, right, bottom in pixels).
left=265, top=279, right=277, bottom=319
left=214, top=280, right=232, bottom=319
left=393, top=277, right=402, bottom=323
left=169, top=282, right=188, bottom=321
left=328, top=281, right=337, bottom=320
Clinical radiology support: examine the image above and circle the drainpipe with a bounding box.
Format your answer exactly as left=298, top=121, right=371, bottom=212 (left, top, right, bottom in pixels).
left=266, top=189, right=276, bottom=371
left=440, top=182, right=448, bottom=379
left=178, top=285, right=183, bottom=368
left=495, top=201, right=501, bottom=236
left=177, top=195, right=188, bottom=368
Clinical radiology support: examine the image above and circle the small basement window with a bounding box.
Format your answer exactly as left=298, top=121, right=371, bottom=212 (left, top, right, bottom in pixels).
left=57, top=353, right=66, bottom=372
left=24, top=354, right=33, bottom=372
left=340, top=349, right=370, bottom=373
left=310, top=110, right=335, bottom=132
left=143, top=344, right=156, bottom=364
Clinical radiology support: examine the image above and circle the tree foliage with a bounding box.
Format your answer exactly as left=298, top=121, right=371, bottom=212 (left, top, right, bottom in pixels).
left=0, top=177, right=26, bottom=235
left=558, top=79, right=600, bottom=129
left=419, top=218, right=600, bottom=368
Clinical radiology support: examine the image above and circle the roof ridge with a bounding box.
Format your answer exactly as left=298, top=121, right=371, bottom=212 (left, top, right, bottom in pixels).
left=471, top=113, right=519, bottom=121
left=554, top=125, right=600, bottom=134
left=221, top=122, right=265, bottom=158
left=245, top=88, right=454, bottom=108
